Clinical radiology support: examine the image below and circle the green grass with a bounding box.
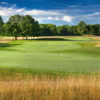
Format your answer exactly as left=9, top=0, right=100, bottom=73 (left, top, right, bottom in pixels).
left=0, top=37, right=100, bottom=75
left=2, top=41, right=81, bottom=52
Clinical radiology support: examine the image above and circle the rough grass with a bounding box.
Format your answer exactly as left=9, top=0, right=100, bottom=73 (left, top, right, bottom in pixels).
left=0, top=72, right=100, bottom=100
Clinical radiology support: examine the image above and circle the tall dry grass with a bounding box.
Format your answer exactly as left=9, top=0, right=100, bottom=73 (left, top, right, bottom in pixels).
left=0, top=73, right=100, bottom=100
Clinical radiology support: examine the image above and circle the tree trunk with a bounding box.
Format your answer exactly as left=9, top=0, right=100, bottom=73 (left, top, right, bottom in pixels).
left=15, top=36, right=17, bottom=40
left=26, top=36, right=28, bottom=40
left=22, top=37, right=24, bottom=40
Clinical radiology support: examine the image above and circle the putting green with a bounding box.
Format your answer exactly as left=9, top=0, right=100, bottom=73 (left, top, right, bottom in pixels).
left=0, top=37, right=100, bottom=73
left=5, top=41, right=81, bottom=52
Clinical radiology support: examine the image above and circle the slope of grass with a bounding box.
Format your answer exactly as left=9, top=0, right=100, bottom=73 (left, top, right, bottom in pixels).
left=3, top=41, right=80, bottom=52
left=0, top=51, right=100, bottom=72
left=0, top=37, right=100, bottom=74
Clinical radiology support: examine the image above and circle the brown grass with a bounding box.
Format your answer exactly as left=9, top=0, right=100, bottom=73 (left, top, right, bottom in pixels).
left=0, top=74, right=100, bottom=100
left=92, top=36, right=100, bottom=40
left=1, top=36, right=91, bottom=40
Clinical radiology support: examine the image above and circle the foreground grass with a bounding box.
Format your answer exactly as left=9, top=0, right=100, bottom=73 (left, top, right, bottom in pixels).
left=0, top=71, right=100, bottom=100
left=0, top=37, right=100, bottom=99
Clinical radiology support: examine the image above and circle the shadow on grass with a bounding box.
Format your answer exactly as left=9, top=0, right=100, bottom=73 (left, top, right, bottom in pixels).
left=0, top=37, right=97, bottom=48
left=32, top=38, right=96, bottom=42
left=0, top=43, right=20, bottom=47
left=33, top=38, right=71, bottom=41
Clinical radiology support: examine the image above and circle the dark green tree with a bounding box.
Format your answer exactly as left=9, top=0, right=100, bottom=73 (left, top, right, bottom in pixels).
left=0, top=16, right=4, bottom=35
left=3, top=22, right=13, bottom=36
left=8, top=14, right=21, bottom=23
left=91, top=24, right=100, bottom=36
left=33, top=21, right=40, bottom=38
left=11, top=22, right=21, bottom=40
left=77, top=21, right=87, bottom=35
left=47, top=24, right=57, bottom=36
left=68, top=26, right=78, bottom=35
left=20, top=15, right=40, bottom=39
left=7, top=14, right=21, bottom=40
left=57, top=25, right=68, bottom=36
left=39, top=24, right=51, bottom=36
left=86, top=24, right=92, bottom=36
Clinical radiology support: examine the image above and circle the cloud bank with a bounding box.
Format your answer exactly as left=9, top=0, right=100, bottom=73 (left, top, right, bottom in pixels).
left=0, top=2, right=100, bottom=25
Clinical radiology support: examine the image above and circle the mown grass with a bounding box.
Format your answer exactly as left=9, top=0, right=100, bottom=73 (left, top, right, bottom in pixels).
left=58, top=42, right=100, bottom=57
left=0, top=37, right=100, bottom=73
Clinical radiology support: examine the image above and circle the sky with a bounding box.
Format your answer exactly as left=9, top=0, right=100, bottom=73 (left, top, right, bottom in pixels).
left=0, top=0, right=100, bottom=26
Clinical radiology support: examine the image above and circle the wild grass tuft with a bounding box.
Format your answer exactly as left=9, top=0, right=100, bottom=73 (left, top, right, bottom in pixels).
left=0, top=70, right=100, bottom=100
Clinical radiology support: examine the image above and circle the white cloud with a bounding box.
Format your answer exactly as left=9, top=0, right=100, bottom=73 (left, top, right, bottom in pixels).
left=63, top=16, right=73, bottom=22
left=1, top=2, right=100, bottom=25
left=55, top=17, right=59, bottom=20
left=0, top=5, right=63, bottom=22
left=47, top=17, right=52, bottom=20
left=16, top=8, right=25, bottom=12
left=74, top=12, right=100, bottom=21
left=0, top=12, right=7, bottom=16
left=22, top=9, right=62, bottom=16
left=0, top=2, right=8, bottom=4
left=13, top=4, right=16, bottom=7
left=34, top=17, right=46, bottom=22
left=86, top=12, right=100, bottom=17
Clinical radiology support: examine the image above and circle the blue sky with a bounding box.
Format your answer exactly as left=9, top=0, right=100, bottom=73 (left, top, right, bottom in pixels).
left=0, top=0, right=100, bottom=26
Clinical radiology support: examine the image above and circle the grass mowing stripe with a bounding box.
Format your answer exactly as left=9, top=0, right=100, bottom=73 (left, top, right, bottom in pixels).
left=60, top=42, right=100, bottom=57
left=4, top=41, right=81, bottom=52
left=0, top=37, right=100, bottom=74
left=0, top=51, right=100, bottom=73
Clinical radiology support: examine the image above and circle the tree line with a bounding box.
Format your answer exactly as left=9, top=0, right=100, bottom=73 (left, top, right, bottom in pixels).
left=0, top=14, right=100, bottom=40
left=40, top=22, right=100, bottom=36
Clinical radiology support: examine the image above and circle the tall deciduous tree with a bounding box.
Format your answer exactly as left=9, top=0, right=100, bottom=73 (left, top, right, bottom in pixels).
left=47, top=24, right=57, bottom=36
left=11, top=22, right=21, bottom=40
left=77, top=21, right=87, bottom=35
left=39, top=24, right=51, bottom=36
left=57, top=25, right=68, bottom=36
left=68, top=26, right=78, bottom=35
left=33, top=21, right=40, bottom=38
left=0, top=16, right=4, bottom=35
left=20, top=15, right=40, bottom=39
left=3, top=22, right=13, bottom=36
left=8, top=15, right=21, bottom=23
left=86, top=24, right=93, bottom=36
left=8, top=14, right=21, bottom=40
